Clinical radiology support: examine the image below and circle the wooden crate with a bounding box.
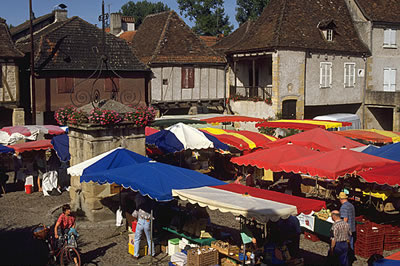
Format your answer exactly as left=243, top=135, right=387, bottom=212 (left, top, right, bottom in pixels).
left=211, top=241, right=240, bottom=256
left=187, top=246, right=218, bottom=266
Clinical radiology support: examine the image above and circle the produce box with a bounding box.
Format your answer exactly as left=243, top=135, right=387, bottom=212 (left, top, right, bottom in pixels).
left=128, top=243, right=147, bottom=257
left=211, top=240, right=240, bottom=256
left=313, top=216, right=332, bottom=238
left=187, top=245, right=218, bottom=266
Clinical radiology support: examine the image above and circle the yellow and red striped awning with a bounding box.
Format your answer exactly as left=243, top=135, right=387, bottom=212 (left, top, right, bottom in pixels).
left=200, top=128, right=277, bottom=151
left=334, top=129, right=400, bottom=143
left=256, top=119, right=352, bottom=130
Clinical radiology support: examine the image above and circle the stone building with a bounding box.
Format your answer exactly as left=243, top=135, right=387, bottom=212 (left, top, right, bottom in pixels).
left=214, top=0, right=369, bottom=122
left=11, top=9, right=151, bottom=125
left=130, top=11, right=227, bottom=115
left=0, top=18, right=24, bottom=127
left=345, top=0, right=400, bottom=131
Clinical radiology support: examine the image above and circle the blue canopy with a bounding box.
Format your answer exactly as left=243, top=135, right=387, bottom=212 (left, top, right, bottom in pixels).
left=363, top=143, right=400, bottom=162
left=0, top=144, right=13, bottom=153
left=83, top=148, right=151, bottom=175
left=51, top=134, right=70, bottom=162
left=146, top=124, right=229, bottom=154
left=81, top=161, right=226, bottom=201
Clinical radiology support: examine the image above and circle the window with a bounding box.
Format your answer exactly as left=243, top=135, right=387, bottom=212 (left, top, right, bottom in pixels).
left=162, top=79, right=168, bottom=85
left=344, top=63, right=356, bottom=87
left=384, top=68, right=396, bottom=92
left=326, top=29, right=333, bottom=41
left=105, top=78, right=119, bottom=92
left=320, top=62, right=332, bottom=88
left=384, top=29, right=396, bottom=48
left=181, top=67, right=194, bottom=89
left=57, top=77, right=73, bottom=93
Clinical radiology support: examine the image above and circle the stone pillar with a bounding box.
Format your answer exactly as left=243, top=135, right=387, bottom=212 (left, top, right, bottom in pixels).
left=68, top=122, right=145, bottom=222
left=12, top=108, right=25, bottom=126
left=272, top=52, right=280, bottom=116
left=394, top=106, right=400, bottom=132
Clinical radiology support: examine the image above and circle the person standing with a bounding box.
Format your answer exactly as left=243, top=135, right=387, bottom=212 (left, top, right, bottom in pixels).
left=339, top=192, right=356, bottom=249
left=245, top=168, right=255, bottom=187
left=330, top=210, right=351, bottom=266
left=12, top=151, right=22, bottom=184
left=132, top=193, right=155, bottom=259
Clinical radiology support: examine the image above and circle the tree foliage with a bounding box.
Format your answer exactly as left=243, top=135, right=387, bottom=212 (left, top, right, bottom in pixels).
left=120, top=0, right=170, bottom=29
left=236, top=0, right=270, bottom=25
left=177, top=0, right=233, bottom=36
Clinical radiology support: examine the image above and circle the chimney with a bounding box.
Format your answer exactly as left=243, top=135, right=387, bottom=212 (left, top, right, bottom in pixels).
left=54, top=9, right=67, bottom=22
left=110, top=13, right=122, bottom=35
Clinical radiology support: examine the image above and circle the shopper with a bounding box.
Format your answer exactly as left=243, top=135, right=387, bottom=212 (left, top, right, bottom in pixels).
left=339, top=192, right=356, bottom=249
left=329, top=210, right=351, bottom=266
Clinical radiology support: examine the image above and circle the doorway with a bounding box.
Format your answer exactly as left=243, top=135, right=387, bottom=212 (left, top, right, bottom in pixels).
left=282, top=100, right=297, bottom=119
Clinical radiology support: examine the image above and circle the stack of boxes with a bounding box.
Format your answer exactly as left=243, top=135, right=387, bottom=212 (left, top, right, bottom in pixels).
left=384, top=224, right=400, bottom=251
left=128, top=233, right=148, bottom=257
left=355, top=220, right=384, bottom=258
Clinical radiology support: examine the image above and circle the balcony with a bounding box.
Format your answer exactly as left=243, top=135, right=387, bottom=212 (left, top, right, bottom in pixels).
left=229, top=85, right=272, bottom=100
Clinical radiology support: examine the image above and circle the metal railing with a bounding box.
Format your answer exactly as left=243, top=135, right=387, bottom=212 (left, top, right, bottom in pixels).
left=229, top=85, right=272, bottom=99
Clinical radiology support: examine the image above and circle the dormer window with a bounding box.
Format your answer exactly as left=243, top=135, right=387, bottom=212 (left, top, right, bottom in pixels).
left=318, top=19, right=336, bottom=42
left=326, top=29, right=333, bottom=41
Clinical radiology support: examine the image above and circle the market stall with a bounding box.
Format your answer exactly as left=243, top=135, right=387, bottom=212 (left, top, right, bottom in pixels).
left=359, top=163, right=400, bottom=186
left=363, top=143, right=400, bottom=162
left=256, top=119, right=352, bottom=130
left=200, top=116, right=264, bottom=124
left=263, top=128, right=365, bottom=152
left=0, top=125, right=66, bottom=145
left=8, top=139, right=53, bottom=153
left=334, top=129, right=400, bottom=144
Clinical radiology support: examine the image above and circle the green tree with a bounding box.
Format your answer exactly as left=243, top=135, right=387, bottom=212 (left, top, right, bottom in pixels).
left=120, top=0, right=170, bottom=29
left=177, top=0, right=233, bottom=36
left=236, top=0, right=270, bottom=25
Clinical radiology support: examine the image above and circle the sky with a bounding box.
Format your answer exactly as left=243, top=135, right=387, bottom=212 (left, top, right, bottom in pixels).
left=0, top=0, right=239, bottom=30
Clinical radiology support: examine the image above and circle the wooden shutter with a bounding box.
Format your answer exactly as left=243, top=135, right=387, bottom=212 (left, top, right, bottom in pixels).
left=384, top=68, right=390, bottom=91
left=390, top=30, right=397, bottom=46
left=384, top=29, right=390, bottom=45
left=328, top=63, right=332, bottom=87
left=57, top=77, right=73, bottom=93
left=105, top=78, right=119, bottom=92
left=320, top=64, right=324, bottom=87
left=390, top=69, right=396, bottom=91
left=344, top=64, right=349, bottom=87
left=351, top=64, right=355, bottom=86
left=181, top=67, right=194, bottom=89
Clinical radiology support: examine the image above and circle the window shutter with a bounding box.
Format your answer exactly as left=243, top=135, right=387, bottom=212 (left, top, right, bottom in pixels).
left=351, top=64, right=356, bottom=86
left=181, top=67, right=194, bottom=89
left=344, top=64, right=348, bottom=86
left=391, top=69, right=396, bottom=91
left=384, top=68, right=390, bottom=91
left=181, top=68, right=187, bottom=88
left=384, top=29, right=390, bottom=45
left=105, top=78, right=119, bottom=92
left=58, top=77, right=74, bottom=93
left=320, top=64, right=323, bottom=86
left=188, top=68, right=194, bottom=88
left=329, top=64, right=332, bottom=86
left=391, top=30, right=397, bottom=46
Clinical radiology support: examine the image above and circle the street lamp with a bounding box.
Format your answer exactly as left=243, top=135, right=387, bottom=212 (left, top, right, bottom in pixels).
left=29, top=0, right=36, bottom=124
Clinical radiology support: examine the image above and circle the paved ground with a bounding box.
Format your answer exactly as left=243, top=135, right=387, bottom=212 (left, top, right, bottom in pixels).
left=0, top=187, right=399, bottom=265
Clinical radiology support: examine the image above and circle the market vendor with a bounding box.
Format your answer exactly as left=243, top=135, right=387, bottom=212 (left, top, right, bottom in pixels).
left=276, top=216, right=301, bottom=258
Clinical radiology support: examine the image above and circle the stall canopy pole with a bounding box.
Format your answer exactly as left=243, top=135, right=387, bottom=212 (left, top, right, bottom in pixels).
left=150, top=209, right=153, bottom=265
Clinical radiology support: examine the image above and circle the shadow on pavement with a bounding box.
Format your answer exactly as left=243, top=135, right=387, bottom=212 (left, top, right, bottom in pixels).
left=80, top=242, right=117, bottom=265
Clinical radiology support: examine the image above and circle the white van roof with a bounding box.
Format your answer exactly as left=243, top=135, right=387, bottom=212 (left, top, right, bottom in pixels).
left=313, top=113, right=359, bottom=122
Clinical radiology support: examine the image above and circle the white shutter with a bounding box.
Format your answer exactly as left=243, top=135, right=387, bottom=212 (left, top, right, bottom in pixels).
left=384, top=68, right=390, bottom=91
left=351, top=64, right=356, bottom=86
left=344, top=64, right=348, bottom=87
left=384, top=29, right=390, bottom=45
left=320, top=64, right=323, bottom=87
left=391, top=69, right=396, bottom=91
left=390, top=30, right=397, bottom=46
left=329, top=63, right=332, bottom=86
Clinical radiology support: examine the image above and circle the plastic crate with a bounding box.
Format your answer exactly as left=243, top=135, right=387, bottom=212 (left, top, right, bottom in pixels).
left=304, top=231, right=319, bottom=242
left=355, top=239, right=383, bottom=250
left=187, top=246, right=219, bottom=266
left=357, top=233, right=384, bottom=243
left=355, top=247, right=383, bottom=258
left=385, top=234, right=400, bottom=243
left=357, top=223, right=384, bottom=241
left=384, top=225, right=400, bottom=235
left=384, top=242, right=400, bottom=251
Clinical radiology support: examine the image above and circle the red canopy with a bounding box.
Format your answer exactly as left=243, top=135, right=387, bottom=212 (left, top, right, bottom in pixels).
left=279, top=149, right=396, bottom=180
left=0, top=125, right=65, bottom=136
left=267, top=128, right=365, bottom=152
left=231, top=143, right=319, bottom=171
left=201, top=116, right=264, bottom=123
left=212, top=183, right=326, bottom=215
left=334, top=130, right=397, bottom=144
left=145, top=127, right=159, bottom=136
left=359, top=163, right=400, bottom=186
left=9, top=139, right=53, bottom=153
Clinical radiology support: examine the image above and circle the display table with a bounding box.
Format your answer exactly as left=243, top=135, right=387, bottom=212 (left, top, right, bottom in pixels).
left=162, top=227, right=216, bottom=246
left=313, top=216, right=333, bottom=238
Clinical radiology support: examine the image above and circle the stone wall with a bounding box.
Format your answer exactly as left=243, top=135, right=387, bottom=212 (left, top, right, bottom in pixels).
left=68, top=123, right=145, bottom=221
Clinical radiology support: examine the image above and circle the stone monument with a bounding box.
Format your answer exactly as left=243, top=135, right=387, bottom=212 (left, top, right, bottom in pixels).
left=68, top=99, right=146, bottom=221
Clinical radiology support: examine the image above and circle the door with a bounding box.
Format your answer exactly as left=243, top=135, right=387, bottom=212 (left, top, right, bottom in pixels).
left=282, top=100, right=297, bottom=119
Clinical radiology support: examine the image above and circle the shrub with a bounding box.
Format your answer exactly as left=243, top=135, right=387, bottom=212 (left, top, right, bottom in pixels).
left=54, top=106, right=77, bottom=125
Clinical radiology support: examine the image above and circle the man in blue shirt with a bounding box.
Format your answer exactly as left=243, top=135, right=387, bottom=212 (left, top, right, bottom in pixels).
left=339, top=192, right=356, bottom=250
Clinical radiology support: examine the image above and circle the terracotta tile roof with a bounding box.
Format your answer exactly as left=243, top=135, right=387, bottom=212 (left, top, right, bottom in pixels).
left=354, top=0, right=400, bottom=24
left=131, top=11, right=225, bottom=65
left=0, top=18, right=23, bottom=58
left=119, top=31, right=136, bottom=43
left=10, top=12, right=55, bottom=36
left=16, top=17, right=147, bottom=72
left=226, top=0, right=369, bottom=55
left=212, top=20, right=255, bottom=53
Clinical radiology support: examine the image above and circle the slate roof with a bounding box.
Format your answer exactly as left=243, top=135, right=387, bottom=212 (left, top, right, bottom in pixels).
left=15, top=16, right=148, bottom=72
left=10, top=12, right=54, bottom=37
left=226, top=0, right=369, bottom=55
left=0, top=18, right=23, bottom=58
left=130, top=11, right=225, bottom=65
left=354, top=0, right=400, bottom=24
